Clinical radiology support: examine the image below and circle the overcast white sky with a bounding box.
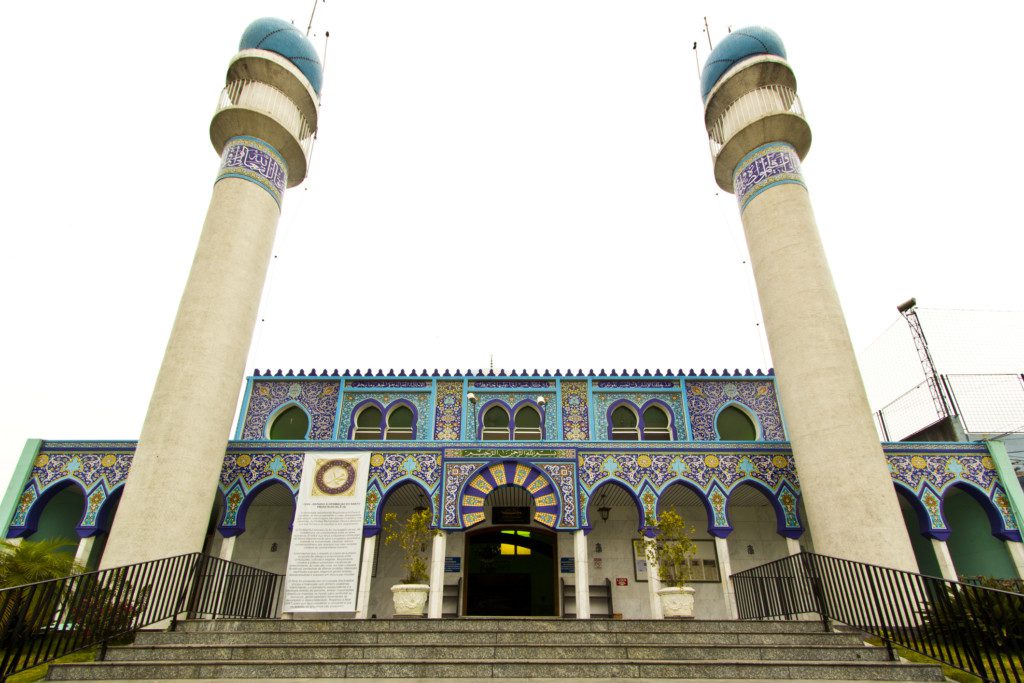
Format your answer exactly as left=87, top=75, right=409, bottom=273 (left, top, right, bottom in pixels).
left=1, top=2, right=1021, bottom=487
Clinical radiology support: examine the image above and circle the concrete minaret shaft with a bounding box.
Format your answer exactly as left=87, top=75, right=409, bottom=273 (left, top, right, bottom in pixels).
left=101, top=19, right=322, bottom=567
left=700, top=28, right=918, bottom=572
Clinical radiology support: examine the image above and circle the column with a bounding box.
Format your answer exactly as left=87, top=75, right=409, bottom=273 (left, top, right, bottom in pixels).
left=217, top=535, right=238, bottom=562
left=573, top=530, right=591, bottom=619
left=645, top=538, right=663, bottom=619
left=714, top=536, right=737, bottom=619
left=929, top=539, right=958, bottom=582
left=427, top=532, right=446, bottom=619
left=785, top=537, right=802, bottom=556
left=1006, top=541, right=1024, bottom=580
left=74, top=536, right=98, bottom=569
left=355, top=535, right=377, bottom=619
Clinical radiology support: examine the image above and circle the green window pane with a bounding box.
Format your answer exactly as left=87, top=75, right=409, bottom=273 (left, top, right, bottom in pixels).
left=717, top=406, right=756, bottom=441
left=356, top=406, right=382, bottom=428
left=643, top=406, right=669, bottom=428
left=611, top=406, right=637, bottom=429
left=515, top=407, right=541, bottom=428
left=388, top=406, right=414, bottom=428
left=484, top=406, right=510, bottom=428
left=269, top=405, right=309, bottom=440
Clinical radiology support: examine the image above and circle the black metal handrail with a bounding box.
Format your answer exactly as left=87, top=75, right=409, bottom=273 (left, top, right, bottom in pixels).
left=731, top=552, right=1023, bottom=682
left=0, top=552, right=283, bottom=681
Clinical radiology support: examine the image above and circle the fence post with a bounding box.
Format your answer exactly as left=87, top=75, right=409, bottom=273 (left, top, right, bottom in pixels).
left=800, top=553, right=830, bottom=632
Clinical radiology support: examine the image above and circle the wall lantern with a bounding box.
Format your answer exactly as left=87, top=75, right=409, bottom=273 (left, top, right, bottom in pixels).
left=598, top=506, right=611, bottom=522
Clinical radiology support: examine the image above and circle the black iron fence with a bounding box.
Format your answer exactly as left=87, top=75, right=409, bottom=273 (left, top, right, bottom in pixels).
left=731, top=552, right=1023, bottom=682
left=0, top=553, right=283, bottom=681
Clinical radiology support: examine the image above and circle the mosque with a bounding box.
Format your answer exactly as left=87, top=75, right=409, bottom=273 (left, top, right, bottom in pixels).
left=2, top=18, right=1022, bottom=624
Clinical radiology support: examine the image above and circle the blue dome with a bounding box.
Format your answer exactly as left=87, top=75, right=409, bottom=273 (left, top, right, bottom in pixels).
left=240, top=17, right=323, bottom=96
left=700, top=26, right=786, bottom=101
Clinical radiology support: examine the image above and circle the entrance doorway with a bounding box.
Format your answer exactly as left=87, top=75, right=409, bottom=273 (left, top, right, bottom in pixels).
left=465, top=526, right=557, bottom=616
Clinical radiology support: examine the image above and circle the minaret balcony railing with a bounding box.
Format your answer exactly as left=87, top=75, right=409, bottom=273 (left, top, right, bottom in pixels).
left=707, top=84, right=804, bottom=158
left=216, top=79, right=315, bottom=162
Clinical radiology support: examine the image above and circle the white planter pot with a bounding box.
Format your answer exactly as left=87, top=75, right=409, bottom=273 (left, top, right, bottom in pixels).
left=391, top=583, right=429, bottom=617
left=657, top=586, right=696, bottom=618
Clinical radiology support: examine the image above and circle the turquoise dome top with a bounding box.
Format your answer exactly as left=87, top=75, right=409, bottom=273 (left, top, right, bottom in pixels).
left=700, top=26, right=786, bottom=101
left=240, top=17, right=323, bottom=96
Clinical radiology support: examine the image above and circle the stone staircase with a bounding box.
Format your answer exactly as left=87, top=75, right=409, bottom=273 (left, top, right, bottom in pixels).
left=48, top=618, right=945, bottom=680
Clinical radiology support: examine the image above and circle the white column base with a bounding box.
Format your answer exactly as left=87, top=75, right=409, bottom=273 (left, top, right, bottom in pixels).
left=645, top=538, right=663, bottom=619
left=930, top=538, right=958, bottom=582
left=354, top=535, right=377, bottom=619
left=74, top=536, right=98, bottom=568
left=714, top=536, right=737, bottom=619
left=785, top=537, right=802, bottom=556
left=573, top=530, right=590, bottom=619
left=1006, top=540, right=1024, bottom=580
left=427, top=533, right=447, bottom=619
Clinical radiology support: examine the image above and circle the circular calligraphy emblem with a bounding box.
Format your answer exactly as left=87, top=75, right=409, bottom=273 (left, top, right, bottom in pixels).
left=910, top=456, right=927, bottom=470
left=235, top=454, right=252, bottom=468
left=771, top=455, right=789, bottom=469
left=704, top=454, right=720, bottom=469
left=637, top=455, right=652, bottom=469
left=314, top=458, right=356, bottom=495
left=981, top=456, right=995, bottom=471
left=35, top=455, right=49, bottom=468
left=370, top=454, right=385, bottom=467
left=100, top=454, right=117, bottom=468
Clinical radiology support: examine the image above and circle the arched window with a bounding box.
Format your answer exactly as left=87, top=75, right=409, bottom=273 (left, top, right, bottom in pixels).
left=610, top=405, right=639, bottom=441
left=269, top=405, right=309, bottom=440
left=385, top=405, right=414, bottom=440
left=482, top=405, right=511, bottom=440
left=513, top=405, right=542, bottom=440
left=716, top=405, right=757, bottom=441
left=353, top=405, right=383, bottom=440
left=642, top=405, right=671, bottom=441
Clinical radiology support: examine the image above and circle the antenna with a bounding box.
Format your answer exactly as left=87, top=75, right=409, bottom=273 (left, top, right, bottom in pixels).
left=489, top=354, right=494, bottom=373
left=322, top=30, right=330, bottom=80
left=692, top=41, right=701, bottom=81
left=703, top=16, right=713, bottom=50
left=306, top=0, right=321, bottom=37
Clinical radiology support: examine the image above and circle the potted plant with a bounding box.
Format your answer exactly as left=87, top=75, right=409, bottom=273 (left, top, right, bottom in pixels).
left=642, top=508, right=698, bottom=618
left=382, top=508, right=435, bottom=617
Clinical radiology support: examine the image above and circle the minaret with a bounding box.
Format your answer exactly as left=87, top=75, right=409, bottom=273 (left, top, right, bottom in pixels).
left=101, top=18, right=322, bottom=567
left=700, top=27, right=917, bottom=571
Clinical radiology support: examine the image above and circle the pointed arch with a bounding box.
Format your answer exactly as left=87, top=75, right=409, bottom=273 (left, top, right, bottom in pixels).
left=894, top=483, right=945, bottom=540
left=267, top=401, right=312, bottom=440
left=384, top=399, right=418, bottom=440
left=944, top=481, right=1019, bottom=541
left=350, top=399, right=386, bottom=440
left=585, top=479, right=645, bottom=532
left=657, top=479, right=718, bottom=537
left=477, top=399, right=513, bottom=440
left=373, top=478, right=435, bottom=532
left=218, top=479, right=297, bottom=538
left=511, top=399, right=544, bottom=440
left=606, top=399, right=641, bottom=440
left=18, top=479, right=89, bottom=539
left=725, top=480, right=795, bottom=539
left=92, top=484, right=124, bottom=535
left=639, top=398, right=677, bottom=441
left=713, top=401, right=761, bottom=441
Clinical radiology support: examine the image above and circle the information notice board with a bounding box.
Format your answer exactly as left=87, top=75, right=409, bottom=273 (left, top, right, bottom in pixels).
left=283, top=452, right=370, bottom=612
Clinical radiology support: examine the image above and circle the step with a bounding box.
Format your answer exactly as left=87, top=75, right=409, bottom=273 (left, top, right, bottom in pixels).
left=47, top=658, right=946, bottom=680
left=105, top=643, right=891, bottom=663
left=179, top=617, right=829, bottom=634
left=134, top=628, right=866, bottom=647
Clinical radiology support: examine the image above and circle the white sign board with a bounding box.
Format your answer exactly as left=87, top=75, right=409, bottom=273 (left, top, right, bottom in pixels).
left=283, top=452, right=370, bottom=612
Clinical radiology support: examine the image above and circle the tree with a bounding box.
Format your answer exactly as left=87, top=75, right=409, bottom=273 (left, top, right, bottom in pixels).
left=0, top=539, right=81, bottom=589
